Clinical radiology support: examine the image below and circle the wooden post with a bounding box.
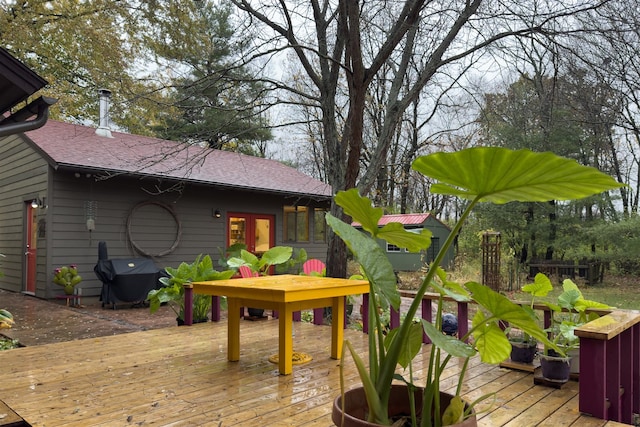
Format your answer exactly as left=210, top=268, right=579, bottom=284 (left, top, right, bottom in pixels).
left=422, top=298, right=432, bottom=344
left=183, top=284, right=193, bottom=326
left=576, top=310, right=640, bottom=423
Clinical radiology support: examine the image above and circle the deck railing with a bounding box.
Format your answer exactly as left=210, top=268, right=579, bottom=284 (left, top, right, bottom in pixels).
left=575, top=310, right=640, bottom=424
left=361, top=291, right=640, bottom=425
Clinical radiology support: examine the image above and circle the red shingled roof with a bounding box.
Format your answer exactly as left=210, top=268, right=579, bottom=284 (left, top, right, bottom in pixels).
left=25, top=120, right=332, bottom=198
left=376, top=213, right=431, bottom=226
left=352, top=213, right=433, bottom=227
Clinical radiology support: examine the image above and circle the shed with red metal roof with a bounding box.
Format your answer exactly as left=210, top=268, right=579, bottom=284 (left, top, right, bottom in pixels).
left=353, top=213, right=454, bottom=271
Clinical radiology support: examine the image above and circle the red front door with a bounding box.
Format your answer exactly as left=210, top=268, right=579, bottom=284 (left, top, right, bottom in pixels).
left=25, top=203, right=37, bottom=294
left=227, top=213, right=275, bottom=255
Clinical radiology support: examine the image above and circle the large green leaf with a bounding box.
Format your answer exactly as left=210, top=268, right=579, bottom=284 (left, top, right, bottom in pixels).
left=260, top=246, right=293, bottom=268
left=385, top=321, right=424, bottom=369
left=466, top=281, right=550, bottom=346
left=574, top=299, right=610, bottom=312
left=472, top=311, right=512, bottom=364
left=378, top=223, right=432, bottom=253
left=326, top=213, right=400, bottom=310
left=344, top=341, right=389, bottom=424
left=521, top=273, right=553, bottom=298
left=558, top=289, right=582, bottom=311
left=240, top=250, right=259, bottom=266
left=421, top=320, right=476, bottom=358
left=336, top=189, right=384, bottom=236
left=412, top=147, right=624, bottom=204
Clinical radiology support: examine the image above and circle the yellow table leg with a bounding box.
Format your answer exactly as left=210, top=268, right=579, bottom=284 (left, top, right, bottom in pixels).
left=331, top=296, right=345, bottom=359
left=227, top=298, right=241, bottom=362
left=278, top=303, right=294, bottom=375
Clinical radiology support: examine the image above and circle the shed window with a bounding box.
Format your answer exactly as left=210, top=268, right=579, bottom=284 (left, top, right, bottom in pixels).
left=387, top=243, right=402, bottom=252
left=283, top=206, right=309, bottom=242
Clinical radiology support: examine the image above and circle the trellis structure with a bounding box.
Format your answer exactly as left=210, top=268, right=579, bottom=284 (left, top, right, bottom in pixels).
left=482, top=231, right=501, bottom=291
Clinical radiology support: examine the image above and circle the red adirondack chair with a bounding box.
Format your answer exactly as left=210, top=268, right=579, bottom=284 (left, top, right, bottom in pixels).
left=238, top=265, right=259, bottom=278
left=302, top=259, right=326, bottom=276
left=303, top=259, right=328, bottom=324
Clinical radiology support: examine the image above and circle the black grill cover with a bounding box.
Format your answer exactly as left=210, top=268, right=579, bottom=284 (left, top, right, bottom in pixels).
left=96, top=257, right=161, bottom=305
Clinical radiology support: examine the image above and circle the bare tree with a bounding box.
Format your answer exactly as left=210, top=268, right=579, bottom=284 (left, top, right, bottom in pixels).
left=225, top=0, right=617, bottom=277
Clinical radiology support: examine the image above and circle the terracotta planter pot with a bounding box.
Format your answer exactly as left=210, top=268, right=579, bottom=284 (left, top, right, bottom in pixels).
left=509, top=339, right=537, bottom=364
left=332, top=385, right=477, bottom=427
left=539, top=353, right=571, bottom=383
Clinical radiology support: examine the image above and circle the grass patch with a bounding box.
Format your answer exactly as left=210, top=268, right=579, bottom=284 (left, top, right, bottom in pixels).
left=394, top=264, right=640, bottom=310
left=506, top=274, right=640, bottom=310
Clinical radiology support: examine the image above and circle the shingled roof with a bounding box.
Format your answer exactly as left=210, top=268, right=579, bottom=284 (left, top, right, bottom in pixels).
left=25, top=120, right=332, bottom=199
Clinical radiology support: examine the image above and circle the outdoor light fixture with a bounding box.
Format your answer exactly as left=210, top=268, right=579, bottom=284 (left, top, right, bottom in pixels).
left=31, top=197, right=46, bottom=209
left=214, top=209, right=222, bottom=218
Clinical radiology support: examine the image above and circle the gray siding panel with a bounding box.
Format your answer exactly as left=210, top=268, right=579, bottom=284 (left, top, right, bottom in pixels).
left=46, top=172, right=327, bottom=298
left=0, top=135, right=48, bottom=293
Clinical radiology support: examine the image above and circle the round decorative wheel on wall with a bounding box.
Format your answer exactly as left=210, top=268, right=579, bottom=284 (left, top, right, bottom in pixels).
left=126, top=200, right=182, bottom=257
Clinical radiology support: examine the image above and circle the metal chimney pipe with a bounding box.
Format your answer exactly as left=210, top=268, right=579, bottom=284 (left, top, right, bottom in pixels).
left=95, top=88, right=113, bottom=138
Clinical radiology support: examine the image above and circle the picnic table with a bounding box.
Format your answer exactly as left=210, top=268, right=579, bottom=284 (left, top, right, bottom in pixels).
left=184, top=274, right=369, bottom=374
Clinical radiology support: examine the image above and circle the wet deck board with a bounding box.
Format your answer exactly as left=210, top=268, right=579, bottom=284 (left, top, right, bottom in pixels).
left=0, top=320, right=627, bottom=426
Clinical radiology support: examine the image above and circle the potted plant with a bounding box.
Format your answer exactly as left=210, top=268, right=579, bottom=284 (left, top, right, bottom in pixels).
left=226, top=246, right=304, bottom=276
left=327, top=147, right=622, bottom=426
left=53, top=264, right=82, bottom=295
left=506, top=273, right=555, bottom=364
left=147, top=254, right=234, bottom=324
left=226, top=246, right=299, bottom=317
left=538, top=275, right=610, bottom=380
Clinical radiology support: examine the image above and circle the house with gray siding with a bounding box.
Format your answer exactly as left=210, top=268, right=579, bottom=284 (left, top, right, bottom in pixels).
left=355, top=213, right=454, bottom=271
left=0, top=116, right=332, bottom=301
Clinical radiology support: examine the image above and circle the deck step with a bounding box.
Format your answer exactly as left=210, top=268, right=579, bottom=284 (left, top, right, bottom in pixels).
left=0, top=401, right=28, bottom=427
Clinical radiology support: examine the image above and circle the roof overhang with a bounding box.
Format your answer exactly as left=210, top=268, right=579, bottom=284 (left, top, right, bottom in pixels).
left=54, top=164, right=333, bottom=203
left=0, top=47, right=56, bottom=137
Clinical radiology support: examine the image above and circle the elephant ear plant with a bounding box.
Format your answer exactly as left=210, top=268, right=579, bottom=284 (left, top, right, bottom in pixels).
left=226, top=246, right=303, bottom=275
left=148, top=254, right=234, bottom=322
left=327, top=147, right=623, bottom=427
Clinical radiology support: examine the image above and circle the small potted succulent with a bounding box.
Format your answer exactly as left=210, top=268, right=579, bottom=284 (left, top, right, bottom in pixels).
left=53, top=265, right=82, bottom=295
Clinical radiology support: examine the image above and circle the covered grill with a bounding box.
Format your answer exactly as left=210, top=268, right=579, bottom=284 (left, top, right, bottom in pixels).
left=94, top=241, right=163, bottom=309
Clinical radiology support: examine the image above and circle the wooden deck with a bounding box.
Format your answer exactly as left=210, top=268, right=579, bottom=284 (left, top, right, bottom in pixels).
left=0, top=319, right=632, bottom=427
